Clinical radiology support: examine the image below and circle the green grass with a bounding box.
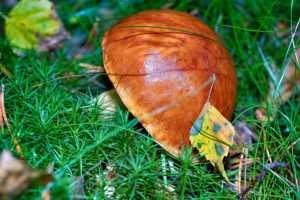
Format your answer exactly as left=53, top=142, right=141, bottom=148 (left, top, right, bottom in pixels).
left=0, top=0, right=299, bottom=199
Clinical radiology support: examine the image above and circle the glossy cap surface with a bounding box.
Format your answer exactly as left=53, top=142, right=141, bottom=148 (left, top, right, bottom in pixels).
left=102, top=9, right=237, bottom=156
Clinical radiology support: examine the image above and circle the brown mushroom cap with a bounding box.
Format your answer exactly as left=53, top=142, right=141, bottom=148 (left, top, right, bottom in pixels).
left=102, top=9, right=237, bottom=156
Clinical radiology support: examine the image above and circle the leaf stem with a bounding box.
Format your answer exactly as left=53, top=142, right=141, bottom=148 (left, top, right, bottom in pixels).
left=201, top=48, right=216, bottom=103
left=207, top=74, right=216, bottom=103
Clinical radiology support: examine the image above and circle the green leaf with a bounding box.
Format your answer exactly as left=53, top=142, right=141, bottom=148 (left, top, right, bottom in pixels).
left=5, top=0, right=69, bottom=52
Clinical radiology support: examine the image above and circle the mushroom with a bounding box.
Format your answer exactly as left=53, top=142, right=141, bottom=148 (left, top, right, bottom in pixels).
left=101, top=9, right=237, bottom=156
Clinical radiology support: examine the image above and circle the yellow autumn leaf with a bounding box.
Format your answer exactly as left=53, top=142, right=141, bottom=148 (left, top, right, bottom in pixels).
left=189, top=101, right=235, bottom=181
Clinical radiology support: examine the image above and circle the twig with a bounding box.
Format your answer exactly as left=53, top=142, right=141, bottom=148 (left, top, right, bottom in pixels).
left=244, top=148, right=248, bottom=189
left=82, top=159, right=104, bottom=179
left=238, top=148, right=244, bottom=193
left=238, top=162, right=291, bottom=200
left=231, top=158, right=255, bottom=169
left=262, top=125, right=272, bottom=163
left=74, top=159, right=104, bottom=198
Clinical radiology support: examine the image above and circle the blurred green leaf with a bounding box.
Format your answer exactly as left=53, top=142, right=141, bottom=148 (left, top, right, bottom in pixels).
left=5, top=0, right=69, bottom=52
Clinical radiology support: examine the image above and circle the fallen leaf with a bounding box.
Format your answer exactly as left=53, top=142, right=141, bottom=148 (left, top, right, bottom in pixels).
left=0, top=150, right=53, bottom=199
left=5, top=0, right=70, bottom=53
left=189, top=102, right=235, bottom=181
left=233, top=122, right=258, bottom=151
left=227, top=122, right=258, bottom=170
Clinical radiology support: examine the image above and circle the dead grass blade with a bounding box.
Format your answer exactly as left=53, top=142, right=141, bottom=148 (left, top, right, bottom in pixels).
left=0, top=84, right=23, bottom=158
left=238, top=148, right=244, bottom=193
left=0, top=64, right=13, bottom=78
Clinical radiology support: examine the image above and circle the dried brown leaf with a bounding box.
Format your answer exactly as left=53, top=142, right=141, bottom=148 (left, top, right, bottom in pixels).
left=233, top=122, right=258, bottom=149
left=0, top=150, right=53, bottom=198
